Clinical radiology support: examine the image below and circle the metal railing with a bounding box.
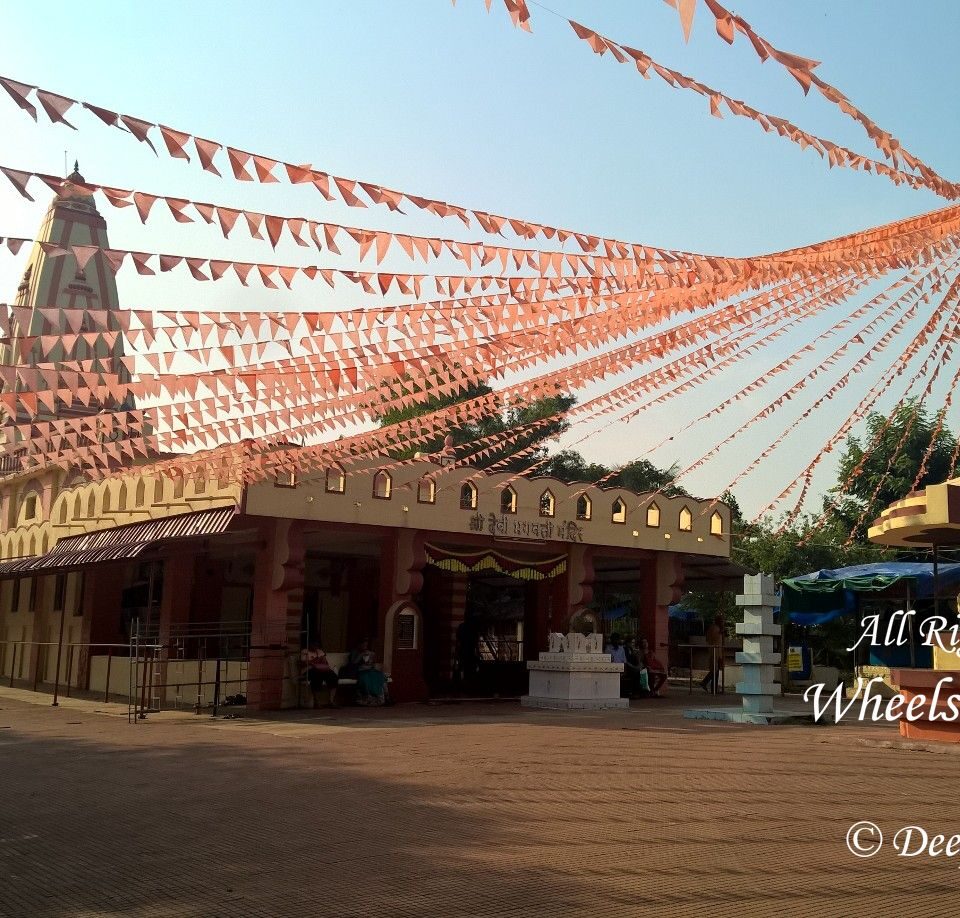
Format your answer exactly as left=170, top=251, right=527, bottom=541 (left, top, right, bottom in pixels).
left=0, top=621, right=406, bottom=720
left=0, top=639, right=129, bottom=705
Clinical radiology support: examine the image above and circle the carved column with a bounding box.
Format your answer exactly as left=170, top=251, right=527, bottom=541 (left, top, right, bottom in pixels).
left=381, top=528, right=428, bottom=702
left=650, top=553, right=684, bottom=669
left=246, top=518, right=307, bottom=710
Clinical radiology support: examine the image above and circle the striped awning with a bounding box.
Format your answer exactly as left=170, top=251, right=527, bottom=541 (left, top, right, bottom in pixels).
left=0, top=506, right=237, bottom=578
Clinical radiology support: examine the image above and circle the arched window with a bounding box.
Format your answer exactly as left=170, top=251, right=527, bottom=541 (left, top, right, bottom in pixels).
left=417, top=478, right=436, bottom=504
left=325, top=466, right=345, bottom=494
left=576, top=494, right=592, bottom=521
left=195, top=475, right=207, bottom=494
left=500, top=486, right=517, bottom=514
left=118, top=483, right=128, bottom=510
left=21, top=493, right=38, bottom=522
left=539, top=489, right=555, bottom=517
left=460, top=481, right=478, bottom=510
left=646, top=502, right=661, bottom=528
left=679, top=506, right=693, bottom=532
left=73, top=494, right=82, bottom=519
left=58, top=501, right=67, bottom=524
left=710, top=511, right=724, bottom=536
left=135, top=479, right=146, bottom=507
left=396, top=608, right=419, bottom=651
left=87, top=492, right=96, bottom=517
left=373, top=470, right=392, bottom=499
left=611, top=497, right=626, bottom=524
left=101, top=490, right=111, bottom=513
left=173, top=478, right=184, bottom=499
left=154, top=479, right=164, bottom=503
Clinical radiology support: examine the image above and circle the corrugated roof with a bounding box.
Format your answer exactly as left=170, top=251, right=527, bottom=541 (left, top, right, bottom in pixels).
left=0, top=506, right=236, bottom=578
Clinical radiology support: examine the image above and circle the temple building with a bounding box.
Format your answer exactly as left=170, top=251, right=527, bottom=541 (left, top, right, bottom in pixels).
left=0, top=174, right=740, bottom=711
left=0, top=162, right=130, bottom=429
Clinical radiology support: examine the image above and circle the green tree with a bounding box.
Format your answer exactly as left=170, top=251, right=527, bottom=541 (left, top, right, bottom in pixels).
left=680, top=512, right=890, bottom=655
left=539, top=449, right=609, bottom=482
left=377, top=380, right=575, bottom=470
left=829, top=399, right=957, bottom=544
left=608, top=459, right=688, bottom=496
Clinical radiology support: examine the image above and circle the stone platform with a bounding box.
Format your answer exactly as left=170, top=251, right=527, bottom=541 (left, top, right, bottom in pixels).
left=521, top=632, right=628, bottom=710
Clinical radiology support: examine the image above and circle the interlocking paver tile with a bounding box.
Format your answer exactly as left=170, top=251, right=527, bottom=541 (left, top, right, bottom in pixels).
left=0, top=690, right=956, bottom=917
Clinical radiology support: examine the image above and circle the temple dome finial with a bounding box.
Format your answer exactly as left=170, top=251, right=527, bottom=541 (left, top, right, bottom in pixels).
left=66, top=160, right=84, bottom=184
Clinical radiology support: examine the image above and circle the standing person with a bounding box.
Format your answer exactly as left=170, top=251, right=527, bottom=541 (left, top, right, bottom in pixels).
left=623, top=636, right=649, bottom=697
left=640, top=638, right=667, bottom=697
left=606, top=633, right=634, bottom=697
left=701, top=615, right=725, bottom=694
left=301, top=641, right=339, bottom=708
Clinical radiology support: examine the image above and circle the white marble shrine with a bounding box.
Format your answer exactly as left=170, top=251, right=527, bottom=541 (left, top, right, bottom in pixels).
left=521, top=631, right=628, bottom=710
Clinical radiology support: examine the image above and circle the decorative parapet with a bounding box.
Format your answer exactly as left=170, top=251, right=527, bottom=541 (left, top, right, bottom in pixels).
left=0, top=468, right=241, bottom=563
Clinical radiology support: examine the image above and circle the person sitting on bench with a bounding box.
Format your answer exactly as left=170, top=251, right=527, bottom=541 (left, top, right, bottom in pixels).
left=350, top=639, right=389, bottom=706
left=301, top=641, right=339, bottom=708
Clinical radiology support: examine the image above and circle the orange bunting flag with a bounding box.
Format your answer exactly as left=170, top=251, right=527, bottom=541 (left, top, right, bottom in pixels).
left=0, top=76, right=37, bottom=120
left=36, top=89, right=76, bottom=127
left=133, top=191, right=158, bottom=223
left=165, top=197, right=193, bottom=223
left=227, top=147, right=254, bottom=181
left=1, top=166, right=34, bottom=201
left=253, top=155, right=280, bottom=183
left=71, top=244, right=99, bottom=271
left=120, top=115, right=157, bottom=154
left=333, top=177, right=366, bottom=208
left=159, top=124, right=191, bottom=161
left=664, top=0, right=698, bottom=42
left=216, top=206, right=241, bottom=237
left=193, top=137, right=222, bottom=175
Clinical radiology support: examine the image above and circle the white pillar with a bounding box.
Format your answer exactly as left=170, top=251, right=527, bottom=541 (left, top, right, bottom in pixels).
left=734, top=574, right=782, bottom=715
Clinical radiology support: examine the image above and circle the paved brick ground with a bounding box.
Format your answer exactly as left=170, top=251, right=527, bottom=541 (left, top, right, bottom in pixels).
left=0, top=689, right=958, bottom=918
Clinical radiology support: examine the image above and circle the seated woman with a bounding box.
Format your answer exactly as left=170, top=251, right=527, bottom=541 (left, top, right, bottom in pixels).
left=350, top=639, right=390, bottom=706
left=301, top=641, right=339, bottom=708
left=640, top=637, right=667, bottom=697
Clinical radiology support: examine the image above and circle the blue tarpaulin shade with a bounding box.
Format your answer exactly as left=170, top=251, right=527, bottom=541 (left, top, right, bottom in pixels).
left=781, top=562, right=960, bottom=625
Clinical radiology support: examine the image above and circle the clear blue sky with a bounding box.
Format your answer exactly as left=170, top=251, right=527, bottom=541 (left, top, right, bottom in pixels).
left=2, top=0, right=959, bottom=518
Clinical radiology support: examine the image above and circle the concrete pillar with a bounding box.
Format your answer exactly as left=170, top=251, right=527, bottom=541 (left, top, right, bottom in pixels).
left=71, top=572, right=94, bottom=690
left=564, top=544, right=594, bottom=632
left=650, top=553, right=683, bottom=668
left=24, top=576, right=49, bottom=686
left=158, top=554, right=194, bottom=644
left=380, top=529, right=429, bottom=702
left=246, top=519, right=306, bottom=711
left=155, top=553, right=195, bottom=697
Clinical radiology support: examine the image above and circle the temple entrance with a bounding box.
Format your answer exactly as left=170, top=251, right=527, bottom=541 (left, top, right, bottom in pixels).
left=418, top=546, right=566, bottom=698
left=456, top=573, right=530, bottom=696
